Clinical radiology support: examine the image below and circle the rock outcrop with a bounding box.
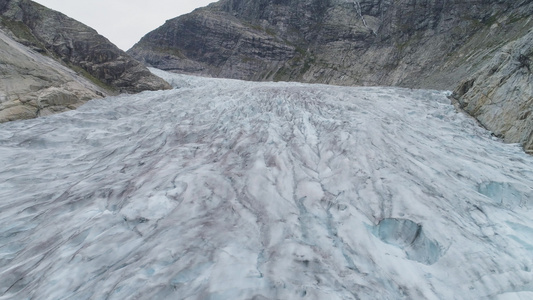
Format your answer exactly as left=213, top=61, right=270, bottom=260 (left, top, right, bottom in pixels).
left=128, top=0, right=533, bottom=152
left=0, top=0, right=171, bottom=122
left=129, top=0, right=532, bottom=89
left=453, top=29, right=533, bottom=153
left=0, top=29, right=104, bottom=121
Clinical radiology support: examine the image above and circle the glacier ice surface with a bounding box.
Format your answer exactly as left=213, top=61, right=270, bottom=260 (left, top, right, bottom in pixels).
left=0, top=69, right=532, bottom=299
left=478, top=181, right=531, bottom=209
left=371, top=218, right=441, bottom=265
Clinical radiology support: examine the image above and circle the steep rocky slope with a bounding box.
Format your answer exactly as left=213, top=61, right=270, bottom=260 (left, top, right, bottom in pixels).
left=0, top=0, right=170, bottom=122
left=453, top=29, right=533, bottom=153
left=129, top=0, right=533, bottom=152
left=0, top=29, right=105, bottom=121
left=129, top=0, right=532, bottom=89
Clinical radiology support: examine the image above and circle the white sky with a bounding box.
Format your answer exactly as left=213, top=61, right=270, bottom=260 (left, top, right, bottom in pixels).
left=32, top=0, right=217, bottom=51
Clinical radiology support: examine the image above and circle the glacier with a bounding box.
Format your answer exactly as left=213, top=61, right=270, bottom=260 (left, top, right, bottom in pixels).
left=0, top=69, right=532, bottom=299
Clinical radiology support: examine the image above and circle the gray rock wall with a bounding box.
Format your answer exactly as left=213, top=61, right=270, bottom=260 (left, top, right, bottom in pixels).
left=129, top=0, right=532, bottom=89
left=453, top=29, right=533, bottom=153
left=0, top=0, right=171, bottom=122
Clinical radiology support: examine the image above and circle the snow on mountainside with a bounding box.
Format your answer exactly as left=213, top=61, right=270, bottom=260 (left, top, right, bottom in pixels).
left=1, top=70, right=533, bottom=299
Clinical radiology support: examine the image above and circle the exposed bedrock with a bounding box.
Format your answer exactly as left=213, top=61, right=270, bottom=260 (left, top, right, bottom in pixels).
left=130, top=0, right=533, bottom=89
left=453, top=29, right=533, bottom=153
left=0, top=0, right=171, bottom=122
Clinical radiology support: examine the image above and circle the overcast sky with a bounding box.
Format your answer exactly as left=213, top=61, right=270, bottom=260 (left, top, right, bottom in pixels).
left=33, top=0, right=217, bottom=51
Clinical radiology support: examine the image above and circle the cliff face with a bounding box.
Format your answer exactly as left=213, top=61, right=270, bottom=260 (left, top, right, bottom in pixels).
left=453, top=29, right=533, bottom=153
left=129, top=0, right=532, bottom=89
left=0, top=0, right=171, bottom=122
left=129, top=0, right=533, bottom=152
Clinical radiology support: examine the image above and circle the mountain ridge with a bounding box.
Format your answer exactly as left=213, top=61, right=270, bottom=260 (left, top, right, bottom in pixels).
left=129, top=0, right=532, bottom=89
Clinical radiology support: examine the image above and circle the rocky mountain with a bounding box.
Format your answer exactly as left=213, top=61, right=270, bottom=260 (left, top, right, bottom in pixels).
left=0, top=0, right=171, bottom=122
left=128, top=0, right=531, bottom=89
left=129, top=0, right=533, bottom=152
